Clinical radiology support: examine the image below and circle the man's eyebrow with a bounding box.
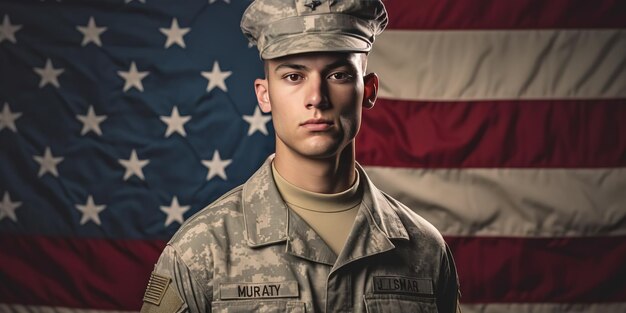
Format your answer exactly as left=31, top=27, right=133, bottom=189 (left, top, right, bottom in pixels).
left=273, top=59, right=359, bottom=73
left=324, top=59, right=358, bottom=72
left=274, top=63, right=308, bottom=73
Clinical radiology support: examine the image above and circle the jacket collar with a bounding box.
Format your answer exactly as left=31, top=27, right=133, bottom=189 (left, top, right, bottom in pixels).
left=241, top=156, right=409, bottom=255
left=355, top=162, right=409, bottom=241
left=242, top=155, right=289, bottom=247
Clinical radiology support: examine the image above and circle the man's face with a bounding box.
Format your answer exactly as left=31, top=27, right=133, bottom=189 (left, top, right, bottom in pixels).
left=255, top=52, right=377, bottom=160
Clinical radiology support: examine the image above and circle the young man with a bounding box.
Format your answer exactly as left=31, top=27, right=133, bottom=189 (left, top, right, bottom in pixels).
left=141, top=1, right=459, bottom=312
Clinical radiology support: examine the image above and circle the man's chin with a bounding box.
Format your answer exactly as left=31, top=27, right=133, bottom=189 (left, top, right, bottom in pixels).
left=296, top=142, right=349, bottom=160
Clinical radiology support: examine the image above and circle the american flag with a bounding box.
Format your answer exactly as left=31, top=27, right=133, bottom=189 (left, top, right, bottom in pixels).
left=0, top=0, right=625, bottom=312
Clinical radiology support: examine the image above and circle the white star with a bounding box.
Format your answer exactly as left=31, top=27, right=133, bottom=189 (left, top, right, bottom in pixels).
left=160, top=196, right=190, bottom=227
left=0, top=192, right=21, bottom=222
left=119, top=149, right=150, bottom=181
left=202, top=150, right=232, bottom=181
left=243, top=106, right=271, bottom=136
left=33, top=147, right=64, bottom=177
left=201, top=61, right=232, bottom=93
left=117, top=61, right=149, bottom=92
left=0, top=15, right=22, bottom=44
left=76, top=16, right=107, bottom=47
left=76, top=105, right=107, bottom=136
left=34, top=59, right=64, bottom=88
left=160, top=106, right=191, bottom=138
left=159, top=18, right=190, bottom=49
left=75, top=195, right=106, bottom=226
left=0, top=102, right=22, bottom=133
left=209, top=0, right=230, bottom=3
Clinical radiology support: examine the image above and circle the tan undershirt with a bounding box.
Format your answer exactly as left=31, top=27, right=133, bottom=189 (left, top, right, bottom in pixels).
left=272, top=162, right=363, bottom=256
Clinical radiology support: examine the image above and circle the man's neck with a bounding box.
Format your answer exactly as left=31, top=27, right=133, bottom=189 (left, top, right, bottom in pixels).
left=273, top=144, right=356, bottom=194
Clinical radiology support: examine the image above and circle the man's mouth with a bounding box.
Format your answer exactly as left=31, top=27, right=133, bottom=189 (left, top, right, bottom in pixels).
left=300, top=118, right=333, bottom=131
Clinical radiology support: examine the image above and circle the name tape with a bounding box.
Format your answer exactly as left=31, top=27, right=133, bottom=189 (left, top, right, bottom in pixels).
left=220, top=281, right=299, bottom=300
left=372, top=276, right=433, bottom=296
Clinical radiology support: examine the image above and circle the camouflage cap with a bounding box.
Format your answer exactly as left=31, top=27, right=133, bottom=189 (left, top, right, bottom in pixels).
left=241, top=0, right=388, bottom=59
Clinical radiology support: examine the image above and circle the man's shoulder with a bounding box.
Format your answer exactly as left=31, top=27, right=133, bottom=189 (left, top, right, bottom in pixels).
left=168, top=184, right=245, bottom=246
left=166, top=157, right=276, bottom=248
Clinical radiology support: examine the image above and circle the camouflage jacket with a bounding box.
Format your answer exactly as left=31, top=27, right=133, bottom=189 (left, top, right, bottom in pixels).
left=141, top=156, right=459, bottom=313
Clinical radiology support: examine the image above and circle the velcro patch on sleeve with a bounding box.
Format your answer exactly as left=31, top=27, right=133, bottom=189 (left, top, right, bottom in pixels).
left=143, top=272, right=172, bottom=305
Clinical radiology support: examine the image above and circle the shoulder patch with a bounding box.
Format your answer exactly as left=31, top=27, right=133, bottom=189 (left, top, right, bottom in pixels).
left=143, top=272, right=172, bottom=305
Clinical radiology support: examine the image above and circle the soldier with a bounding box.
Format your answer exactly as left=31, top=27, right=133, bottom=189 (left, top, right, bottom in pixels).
left=141, top=0, right=460, bottom=312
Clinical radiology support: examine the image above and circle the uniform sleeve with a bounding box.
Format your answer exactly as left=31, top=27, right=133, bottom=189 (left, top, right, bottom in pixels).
left=140, top=244, right=211, bottom=313
left=436, top=243, right=461, bottom=313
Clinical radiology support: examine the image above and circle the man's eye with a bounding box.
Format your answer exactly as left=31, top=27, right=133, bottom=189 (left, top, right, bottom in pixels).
left=329, top=72, right=352, bottom=81
left=284, top=74, right=302, bottom=82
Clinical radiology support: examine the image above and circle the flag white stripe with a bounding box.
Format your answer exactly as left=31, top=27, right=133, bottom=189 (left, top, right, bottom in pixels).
left=363, top=166, right=626, bottom=237
left=369, top=29, right=626, bottom=101
left=460, top=303, right=626, bottom=313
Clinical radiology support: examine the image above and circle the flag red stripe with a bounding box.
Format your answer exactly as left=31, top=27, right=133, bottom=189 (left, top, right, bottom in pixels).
left=447, top=235, right=626, bottom=303
left=0, top=235, right=165, bottom=310
left=357, top=99, right=626, bottom=168
left=1, top=235, right=625, bottom=307
left=385, top=0, right=626, bottom=30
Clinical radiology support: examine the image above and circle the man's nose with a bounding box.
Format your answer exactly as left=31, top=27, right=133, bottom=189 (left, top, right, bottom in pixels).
left=305, top=76, right=330, bottom=110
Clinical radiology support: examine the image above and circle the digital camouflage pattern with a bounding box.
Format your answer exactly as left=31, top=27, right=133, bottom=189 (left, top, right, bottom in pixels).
left=141, top=156, right=459, bottom=312
left=240, top=0, right=388, bottom=59
left=140, top=1, right=461, bottom=312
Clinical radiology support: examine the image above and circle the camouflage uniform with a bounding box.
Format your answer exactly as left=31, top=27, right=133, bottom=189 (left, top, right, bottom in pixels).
left=141, top=1, right=460, bottom=312
left=141, top=156, right=459, bottom=313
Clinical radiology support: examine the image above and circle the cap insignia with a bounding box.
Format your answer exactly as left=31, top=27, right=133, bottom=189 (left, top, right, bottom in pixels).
left=304, top=0, right=322, bottom=11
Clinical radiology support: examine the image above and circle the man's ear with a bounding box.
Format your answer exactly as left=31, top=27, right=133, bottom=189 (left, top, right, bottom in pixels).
left=362, top=73, right=378, bottom=109
left=254, top=78, right=271, bottom=113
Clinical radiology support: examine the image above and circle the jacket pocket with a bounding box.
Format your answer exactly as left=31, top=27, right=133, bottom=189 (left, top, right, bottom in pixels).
left=364, top=294, right=437, bottom=313
left=212, top=299, right=306, bottom=313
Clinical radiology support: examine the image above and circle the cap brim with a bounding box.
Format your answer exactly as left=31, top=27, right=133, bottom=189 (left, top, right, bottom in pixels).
left=261, top=33, right=371, bottom=60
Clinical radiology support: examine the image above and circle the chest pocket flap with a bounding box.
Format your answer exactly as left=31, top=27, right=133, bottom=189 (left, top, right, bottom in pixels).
left=212, top=300, right=306, bottom=313
left=364, top=294, right=438, bottom=313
